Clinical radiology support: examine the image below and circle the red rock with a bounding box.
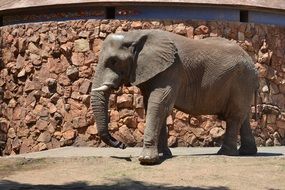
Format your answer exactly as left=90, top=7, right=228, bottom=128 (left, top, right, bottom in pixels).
left=8, top=98, right=17, bottom=108
left=54, top=112, right=63, bottom=125
left=60, top=42, right=73, bottom=55
left=134, top=94, right=144, bottom=109
left=135, top=108, right=145, bottom=122
left=0, top=119, right=9, bottom=133
left=189, top=127, right=205, bottom=138
left=37, top=131, right=51, bottom=143
left=167, top=136, right=177, bottom=147
left=118, top=125, right=136, bottom=146
left=131, top=21, right=142, bottom=29
left=166, top=115, right=173, bottom=126
left=47, top=123, right=56, bottom=134
left=17, top=127, right=29, bottom=137
left=110, top=110, right=120, bottom=122
left=19, top=140, right=31, bottom=154
left=7, top=128, right=16, bottom=139
left=58, top=74, right=70, bottom=86
left=47, top=102, right=57, bottom=114
left=194, top=25, right=209, bottom=35
left=68, top=99, right=88, bottom=118
left=51, top=137, right=61, bottom=148
left=4, top=138, right=13, bottom=155
left=133, top=129, right=143, bottom=143
left=71, top=91, right=81, bottom=100
left=174, top=119, right=188, bottom=133
left=18, top=38, right=28, bottom=53
left=72, top=117, right=88, bottom=128
left=190, top=117, right=200, bottom=126
left=276, top=120, right=285, bottom=129
left=209, top=127, right=225, bottom=139
left=66, top=65, right=79, bottom=80
left=137, top=122, right=145, bottom=134
left=201, top=120, right=214, bottom=130
left=50, top=93, right=60, bottom=104
left=79, top=79, right=91, bottom=94
left=79, top=66, right=93, bottom=78
left=107, top=122, right=118, bottom=131
left=173, top=23, right=186, bottom=35
left=12, top=137, right=21, bottom=150
left=74, top=39, right=90, bottom=53
left=54, top=131, right=63, bottom=140
left=35, top=119, right=49, bottom=131
left=34, top=105, right=49, bottom=117
left=38, top=142, right=47, bottom=151
left=24, top=113, right=37, bottom=125
left=117, top=94, right=133, bottom=108
left=86, top=125, right=98, bottom=135
left=71, top=52, right=85, bottom=66
left=185, top=133, right=198, bottom=146
left=24, top=79, right=40, bottom=92
left=63, top=129, right=76, bottom=140
left=123, top=116, right=137, bottom=129
left=119, top=109, right=134, bottom=119
left=48, top=58, right=69, bottom=74
left=186, top=26, right=194, bottom=38
left=175, top=111, right=189, bottom=121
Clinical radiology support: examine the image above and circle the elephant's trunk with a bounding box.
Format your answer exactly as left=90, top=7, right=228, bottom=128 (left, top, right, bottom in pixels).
left=90, top=81, right=126, bottom=149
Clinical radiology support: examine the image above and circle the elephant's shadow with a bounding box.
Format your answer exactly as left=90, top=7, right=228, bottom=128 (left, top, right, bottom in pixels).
left=189, top=152, right=283, bottom=157
left=110, top=155, right=175, bottom=165
left=111, top=151, right=283, bottom=165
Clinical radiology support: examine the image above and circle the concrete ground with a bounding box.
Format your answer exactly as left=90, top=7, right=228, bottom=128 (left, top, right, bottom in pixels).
left=6, top=146, right=285, bottom=159
left=0, top=146, right=284, bottom=190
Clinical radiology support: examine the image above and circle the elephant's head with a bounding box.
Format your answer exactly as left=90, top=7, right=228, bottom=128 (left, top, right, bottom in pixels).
left=90, top=30, right=177, bottom=148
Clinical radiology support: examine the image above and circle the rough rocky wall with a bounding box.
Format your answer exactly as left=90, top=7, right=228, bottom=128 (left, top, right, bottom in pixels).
left=0, top=20, right=284, bottom=155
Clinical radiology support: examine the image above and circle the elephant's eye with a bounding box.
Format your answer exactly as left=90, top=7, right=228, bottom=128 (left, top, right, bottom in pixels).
left=122, top=42, right=132, bottom=48
left=109, top=58, right=117, bottom=66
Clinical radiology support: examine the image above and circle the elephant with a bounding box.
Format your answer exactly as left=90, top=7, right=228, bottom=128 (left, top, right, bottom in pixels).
left=90, top=29, right=259, bottom=164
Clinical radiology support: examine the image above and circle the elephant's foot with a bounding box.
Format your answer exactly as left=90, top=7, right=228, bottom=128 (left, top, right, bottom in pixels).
left=139, top=147, right=159, bottom=165
left=217, top=145, right=238, bottom=156
left=238, top=145, right=257, bottom=156
left=158, top=147, right=172, bottom=158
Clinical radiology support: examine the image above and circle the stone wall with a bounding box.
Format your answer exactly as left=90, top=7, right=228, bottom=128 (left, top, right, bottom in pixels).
left=0, top=19, right=284, bottom=155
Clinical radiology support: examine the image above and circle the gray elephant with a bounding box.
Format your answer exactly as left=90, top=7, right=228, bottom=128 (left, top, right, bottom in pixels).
left=90, top=29, right=259, bottom=164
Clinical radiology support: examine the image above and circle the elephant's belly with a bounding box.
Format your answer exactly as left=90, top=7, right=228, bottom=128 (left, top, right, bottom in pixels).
left=174, top=86, right=229, bottom=116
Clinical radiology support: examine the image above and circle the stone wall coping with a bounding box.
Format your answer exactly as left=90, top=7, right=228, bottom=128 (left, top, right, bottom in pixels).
left=0, top=0, right=285, bottom=14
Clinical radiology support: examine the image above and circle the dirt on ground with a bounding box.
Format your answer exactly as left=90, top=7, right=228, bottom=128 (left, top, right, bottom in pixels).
left=0, top=155, right=284, bottom=190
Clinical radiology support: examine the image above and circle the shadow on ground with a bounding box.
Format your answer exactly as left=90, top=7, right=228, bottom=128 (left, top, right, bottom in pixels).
left=0, top=178, right=229, bottom=190
left=190, top=152, right=283, bottom=157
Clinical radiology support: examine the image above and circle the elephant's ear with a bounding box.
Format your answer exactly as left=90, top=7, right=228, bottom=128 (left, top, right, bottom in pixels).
left=127, top=30, right=177, bottom=86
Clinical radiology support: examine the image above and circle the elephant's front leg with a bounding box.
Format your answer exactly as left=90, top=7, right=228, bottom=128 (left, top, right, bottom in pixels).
left=139, top=87, right=174, bottom=164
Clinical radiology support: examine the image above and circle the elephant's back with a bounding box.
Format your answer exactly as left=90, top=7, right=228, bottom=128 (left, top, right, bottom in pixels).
left=172, top=34, right=258, bottom=115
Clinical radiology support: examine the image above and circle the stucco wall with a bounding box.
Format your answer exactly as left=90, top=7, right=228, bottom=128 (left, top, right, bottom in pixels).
left=0, top=19, right=284, bottom=155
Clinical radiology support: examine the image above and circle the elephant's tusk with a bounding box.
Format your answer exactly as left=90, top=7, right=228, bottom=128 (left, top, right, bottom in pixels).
left=92, top=85, right=110, bottom=92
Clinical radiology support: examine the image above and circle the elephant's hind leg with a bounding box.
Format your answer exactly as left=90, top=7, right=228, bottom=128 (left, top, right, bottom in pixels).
left=158, top=122, right=172, bottom=158
left=217, top=118, right=240, bottom=156
left=239, top=116, right=257, bottom=155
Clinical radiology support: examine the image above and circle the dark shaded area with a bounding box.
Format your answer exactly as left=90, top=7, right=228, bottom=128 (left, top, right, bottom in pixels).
left=240, top=10, right=248, bottom=22
left=190, top=152, right=283, bottom=157
left=247, top=152, right=283, bottom=157
left=0, top=179, right=229, bottom=190
left=105, top=7, right=115, bottom=19
left=0, top=16, right=3, bottom=27
left=110, top=154, right=175, bottom=165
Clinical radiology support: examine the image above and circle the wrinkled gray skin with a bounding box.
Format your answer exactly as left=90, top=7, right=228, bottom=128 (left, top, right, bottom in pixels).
left=91, top=30, right=259, bottom=164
